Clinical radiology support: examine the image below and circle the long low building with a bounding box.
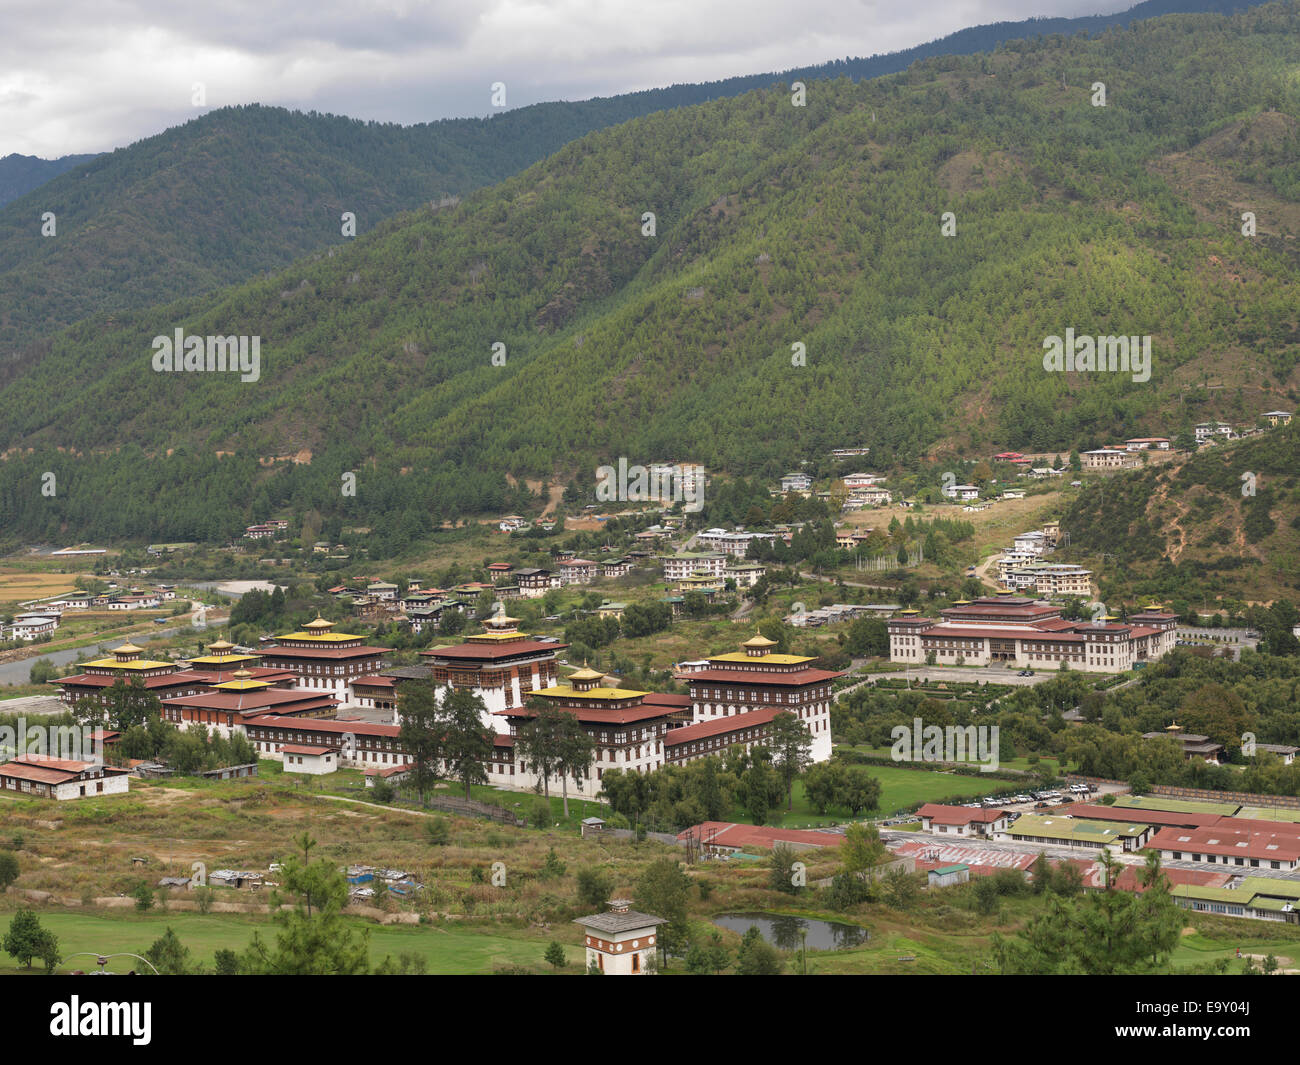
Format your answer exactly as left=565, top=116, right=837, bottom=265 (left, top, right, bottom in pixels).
left=1172, top=878, right=1300, bottom=922
left=999, top=814, right=1153, bottom=853
left=0, top=754, right=130, bottom=800
left=1148, top=825, right=1300, bottom=872
left=678, top=821, right=843, bottom=855
left=888, top=596, right=1177, bottom=673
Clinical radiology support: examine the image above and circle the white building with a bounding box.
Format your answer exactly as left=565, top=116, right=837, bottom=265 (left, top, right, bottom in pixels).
left=841, top=473, right=885, bottom=489
left=887, top=598, right=1177, bottom=673
left=575, top=900, right=666, bottom=975
left=9, top=613, right=59, bottom=640
left=942, top=483, right=980, bottom=501
left=1194, top=422, right=1234, bottom=444
left=780, top=473, right=812, bottom=493
left=1081, top=449, right=1138, bottom=470
left=0, top=754, right=130, bottom=800
left=661, top=553, right=727, bottom=581
left=280, top=744, right=340, bottom=775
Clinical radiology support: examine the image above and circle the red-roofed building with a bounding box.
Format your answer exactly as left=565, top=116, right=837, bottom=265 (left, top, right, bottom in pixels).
left=258, top=618, right=387, bottom=699
left=677, top=821, right=842, bottom=855
left=1149, top=825, right=1300, bottom=871
left=280, top=744, right=341, bottom=775
left=681, top=634, right=841, bottom=763
left=419, top=614, right=566, bottom=729
left=887, top=597, right=1177, bottom=672
left=917, top=803, right=1011, bottom=836
left=0, top=753, right=130, bottom=800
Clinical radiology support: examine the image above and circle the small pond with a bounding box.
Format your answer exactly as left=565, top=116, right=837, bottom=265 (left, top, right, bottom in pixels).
left=713, top=912, right=869, bottom=951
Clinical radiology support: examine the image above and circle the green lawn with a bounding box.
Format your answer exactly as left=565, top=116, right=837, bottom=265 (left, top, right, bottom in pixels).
left=726, top=766, right=1005, bottom=828
left=0, top=909, right=583, bottom=975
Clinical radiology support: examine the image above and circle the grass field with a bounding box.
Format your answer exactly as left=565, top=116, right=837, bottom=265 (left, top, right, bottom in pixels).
left=0, top=908, right=584, bottom=975
left=725, top=766, right=1005, bottom=828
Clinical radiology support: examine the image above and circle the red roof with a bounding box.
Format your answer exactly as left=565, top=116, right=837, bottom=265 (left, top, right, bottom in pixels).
left=281, top=744, right=338, bottom=756
left=917, top=803, right=1008, bottom=825
left=421, top=639, right=564, bottom=661
left=664, top=707, right=783, bottom=745
left=261, top=645, right=387, bottom=660
left=683, top=668, right=843, bottom=686
left=676, top=821, right=842, bottom=851
left=921, top=625, right=1085, bottom=642
left=642, top=692, right=691, bottom=709
left=1062, top=802, right=1222, bottom=829
left=1149, top=825, right=1300, bottom=862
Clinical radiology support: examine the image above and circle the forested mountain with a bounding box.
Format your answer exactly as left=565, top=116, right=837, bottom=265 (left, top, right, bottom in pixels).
left=0, top=0, right=1267, bottom=365
left=2, top=2, right=1300, bottom=551
left=1063, top=423, right=1300, bottom=603
left=0, top=153, right=100, bottom=208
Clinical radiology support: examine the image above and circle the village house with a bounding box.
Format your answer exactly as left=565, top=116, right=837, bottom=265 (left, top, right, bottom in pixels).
left=1124, top=437, right=1170, bottom=451
left=1195, top=422, right=1234, bottom=444
left=726, top=561, right=766, bottom=588
left=780, top=473, right=812, bottom=493
left=558, top=558, right=597, bottom=585
left=600, top=557, right=634, bottom=578
left=9, top=613, right=59, bottom=640
left=1081, top=448, right=1138, bottom=470
left=1140, top=722, right=1225, bottom=764
left=660, top=553, right=726, bottom=581
left=942, top=483, right=980, bottom=501
left=514, top=568, right=559, bottom=597
left=1262, top=410, right=1293, bottom=428
left=841, top=473, right=885, bottom=489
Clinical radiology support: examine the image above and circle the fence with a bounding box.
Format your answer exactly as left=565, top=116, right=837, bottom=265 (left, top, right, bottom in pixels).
left=1061, top=775, right=1300, bottom=811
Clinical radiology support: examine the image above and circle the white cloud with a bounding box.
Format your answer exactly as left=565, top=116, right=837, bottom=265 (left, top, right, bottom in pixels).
left=0, top=0, right=1138, bottom=157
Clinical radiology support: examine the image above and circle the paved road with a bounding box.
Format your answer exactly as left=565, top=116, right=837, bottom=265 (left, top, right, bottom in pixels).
left=0, top=694, right=68, bottom=716
left=872, top=666, right=1067, bottom=687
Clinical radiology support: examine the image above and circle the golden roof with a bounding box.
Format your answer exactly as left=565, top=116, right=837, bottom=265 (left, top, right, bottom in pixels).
left=113, top=642, right=143, bottom=655
left=742, top=633, right=777, bottom=649
left=567, top=666, right=606, bottom=683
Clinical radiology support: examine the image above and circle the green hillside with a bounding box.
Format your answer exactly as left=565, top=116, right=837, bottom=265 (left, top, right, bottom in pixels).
left=2, top=2, right=1300, bottom=548
left=0, top=0, right=1263, bottom=365
left=0, top=153, right=100, bottom=208
left=1062, top=422, right=1300, bottom=604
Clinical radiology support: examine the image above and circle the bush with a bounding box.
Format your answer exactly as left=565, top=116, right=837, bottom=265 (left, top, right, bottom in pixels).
left=532, top=797, right=553, bottom=828
left=540, top=848, right=567, bottom=880
left=424, top=817, right=451, bottom=845
left=576, top=867, right=614, bottom=909
left=545, top=941, right=566, bottom=969
left=132, top=883, right=154, bottom=912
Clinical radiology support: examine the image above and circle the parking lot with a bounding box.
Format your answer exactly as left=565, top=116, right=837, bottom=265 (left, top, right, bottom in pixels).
left=881, top=666, right=1068, bottom=687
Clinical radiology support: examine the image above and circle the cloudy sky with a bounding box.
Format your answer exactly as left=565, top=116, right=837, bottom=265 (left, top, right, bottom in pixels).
left=2, top=0, right=1133, bottom=158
